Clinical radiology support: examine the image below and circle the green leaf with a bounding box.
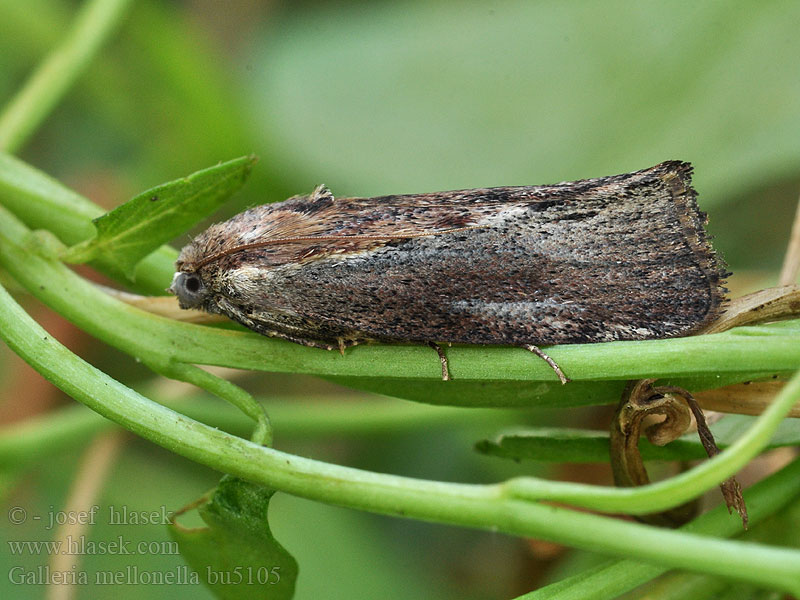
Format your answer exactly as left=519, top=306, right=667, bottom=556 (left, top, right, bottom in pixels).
left=62, top=155, right=257, bottom=278
left=476, top=415, right=800, bottom=463
left=169, top=476, right=298, bottom=600
left=475, top=428, right=702, bottom=463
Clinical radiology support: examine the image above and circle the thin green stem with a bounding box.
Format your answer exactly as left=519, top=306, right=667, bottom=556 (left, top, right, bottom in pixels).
left=503, top=369, right=800, bottom=513
left=1, top=281, right=800, bottom=594
left=145, top=360, right=272, bottom=446
left=0, top=0, right=132, bottom=153
left=520, top=464, right=800, bottom=599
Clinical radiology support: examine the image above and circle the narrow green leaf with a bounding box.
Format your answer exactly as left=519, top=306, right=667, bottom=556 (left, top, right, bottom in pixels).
left=476, top=416, right=800, bottom=463
left=62, top=155, right=257, bottom=278
left=474, top=428, right=699, bottom=463
left=169, top=476, right=298, bottom=600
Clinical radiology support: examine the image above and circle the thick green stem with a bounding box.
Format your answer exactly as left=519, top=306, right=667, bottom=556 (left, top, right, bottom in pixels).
left=0, top=0, right=132, bottom=153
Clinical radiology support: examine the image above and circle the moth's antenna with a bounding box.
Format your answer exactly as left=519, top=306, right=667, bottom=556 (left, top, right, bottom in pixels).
left=189, top=226, right=484, bottom=269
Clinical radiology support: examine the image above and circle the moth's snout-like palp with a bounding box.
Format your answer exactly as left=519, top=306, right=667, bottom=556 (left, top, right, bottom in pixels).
left=169, top=271, right=207, bottom=309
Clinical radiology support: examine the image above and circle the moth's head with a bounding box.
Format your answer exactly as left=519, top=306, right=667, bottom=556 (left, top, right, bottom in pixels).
left=170, top=235, right=218, bottom=309
left=169, top=268, right=210, bottom=309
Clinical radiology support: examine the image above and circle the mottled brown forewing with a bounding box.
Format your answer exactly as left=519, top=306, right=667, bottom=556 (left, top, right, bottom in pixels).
left=173, top=161, right=727, bottom=350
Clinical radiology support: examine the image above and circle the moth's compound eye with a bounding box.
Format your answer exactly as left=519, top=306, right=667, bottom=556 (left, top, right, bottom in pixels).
left=169, top=271, right=207, bottom=309
left=184, top=275, right=202, bottom=293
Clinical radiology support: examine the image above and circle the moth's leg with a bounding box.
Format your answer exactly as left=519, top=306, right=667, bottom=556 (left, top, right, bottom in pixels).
left=427, top=342, right=451, bottom=381
left=522, top=344, right=568, bottom=384
left=291, top=335, right=361, bottom=351
left=260, top=331, right=340, bottom=350
left=281, top=334, right=361, bottom=352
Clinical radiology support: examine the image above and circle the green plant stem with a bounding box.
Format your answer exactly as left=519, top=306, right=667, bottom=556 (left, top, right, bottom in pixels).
left=0, top=0, right=132, bottom=153
left=502, top=369, right=800, bottom=513
left=1, top=145, right=800, bottom=591
left=145, top=360, right=271, bottom=446
left=520, top=466, right=800, bottom=600
left=476, top=421, right=800, bottom=464
left=1, top=281, right=800, bottom=594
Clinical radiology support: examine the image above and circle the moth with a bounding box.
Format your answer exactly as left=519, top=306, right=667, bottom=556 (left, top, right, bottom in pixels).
left=169, top=161, right=727, bottom=383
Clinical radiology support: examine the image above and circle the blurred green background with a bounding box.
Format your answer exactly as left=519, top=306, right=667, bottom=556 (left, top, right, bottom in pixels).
left=1, top=1, right=799, bottom=598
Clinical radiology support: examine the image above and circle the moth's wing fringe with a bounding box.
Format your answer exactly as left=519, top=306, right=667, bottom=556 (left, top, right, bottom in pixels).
left=658, top=160, right=730, bottom=334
